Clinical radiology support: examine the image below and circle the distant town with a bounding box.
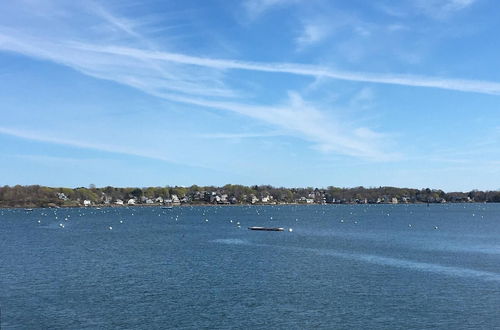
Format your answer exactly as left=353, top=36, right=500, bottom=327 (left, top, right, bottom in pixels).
left=0, top=184, right=499, bottom=208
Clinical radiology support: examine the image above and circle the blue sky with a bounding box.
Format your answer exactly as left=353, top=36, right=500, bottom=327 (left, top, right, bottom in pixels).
left=0, top=0, right=499, bottom=191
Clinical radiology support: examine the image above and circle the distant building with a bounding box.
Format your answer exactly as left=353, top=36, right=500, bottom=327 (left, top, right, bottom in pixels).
left=391, top=197, right=398, bottom=204
left=57, top=192, right=69, bottom=201
left=171, top=195, right=181, bottom=205
left=251, top=195, right=259, bottom=204
left=83, top=200, right=91, bottom=207
left=102, top=193, right=112, bottom=204
left=127, top=199, right=136, bottom=205
left=298, top=197, right=314, bottom=204
left=115, top=199, right=124, bottom=205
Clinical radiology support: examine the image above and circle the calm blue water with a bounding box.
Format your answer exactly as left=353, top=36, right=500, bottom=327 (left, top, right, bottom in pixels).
left=1, top=204, right=500, bottom=329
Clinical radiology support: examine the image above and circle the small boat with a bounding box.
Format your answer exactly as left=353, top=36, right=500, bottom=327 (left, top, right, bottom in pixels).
left=248, top=226, right=284, bottom=231
left=24, top=208, right=33, bottom=211
left=161, top=206, right=173, bottom=209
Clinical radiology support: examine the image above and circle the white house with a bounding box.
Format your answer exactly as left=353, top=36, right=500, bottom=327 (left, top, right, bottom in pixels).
left=127, top=199, right=136, bottom=205
left=171, top=195, right=180, bottom=205
left=115, top=199, right=124, bottom=205
left=83, top=200, right=91, bottom=207
left=57, top=192, right=69, bottom=201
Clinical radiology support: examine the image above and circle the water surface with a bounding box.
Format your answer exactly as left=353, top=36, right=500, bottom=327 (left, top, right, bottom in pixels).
left=1, top=204, right=499, bottom=329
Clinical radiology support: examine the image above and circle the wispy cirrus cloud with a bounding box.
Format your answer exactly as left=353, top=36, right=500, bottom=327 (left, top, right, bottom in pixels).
left=243, top=0, right=300, bottom=19
left=67, top=43, right=500, bottom=95
left=379, top=0, right=476, bottom=19
left=414, top=0, right=476, bottom=18
left=0, top=32, right=394, bottom=160
left=0, top=1, right=492, bottom=164
left=296, top=22, right=331, bottom=49
left=0, top=126, right=181, bottom=165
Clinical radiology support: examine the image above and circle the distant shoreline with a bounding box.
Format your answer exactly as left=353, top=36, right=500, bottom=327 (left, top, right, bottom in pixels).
left=1, top=201, right=496, bottom=210
left=1, top=184, right=498, bottom=208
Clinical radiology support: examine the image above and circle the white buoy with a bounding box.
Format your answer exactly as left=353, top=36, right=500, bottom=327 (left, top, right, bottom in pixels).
left=37, top=220, right=41, bottom=223
left=434, top=226, right=438, bottom=230
left=408, top=224, right=412, bottom=227
left=120, top=220, right=123, bottom=223
left=109, top=226, right=113, bottom=230
left=288, top=228, right=293, bottom=232
left=340, top=219, right=344, bottom=223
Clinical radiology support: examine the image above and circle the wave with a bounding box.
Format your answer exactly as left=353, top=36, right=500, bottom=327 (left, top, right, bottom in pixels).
left=313, top=249, right=500, bottom=283
left=256, top=242, right=500, bottom=283
left=211, top=238, right=250, bottom=245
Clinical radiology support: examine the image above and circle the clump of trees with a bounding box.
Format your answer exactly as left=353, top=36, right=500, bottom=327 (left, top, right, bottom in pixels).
left=0, top=184, right=499, bottom=208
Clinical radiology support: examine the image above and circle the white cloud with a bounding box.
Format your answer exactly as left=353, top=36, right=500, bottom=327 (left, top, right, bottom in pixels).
left=243, top=0, right=299, bottom=19
left=296, top=22, right=330, bottom=48
left=414, top=0, right=476, bottom=18
left=145, top=91, right=398, bottom=160
left=349, top=87, right=375, bottom=110
left=63, top=43, right=500, bottom=95
left=379, top=0, right=476, bottom=19
left=0, top=126, right=178, bottom=164
left=0, top=1, right=492, bottom=164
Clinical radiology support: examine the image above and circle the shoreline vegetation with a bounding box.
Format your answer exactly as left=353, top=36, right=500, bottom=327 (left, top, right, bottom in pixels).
left=1, top=184, right=499, bottom=209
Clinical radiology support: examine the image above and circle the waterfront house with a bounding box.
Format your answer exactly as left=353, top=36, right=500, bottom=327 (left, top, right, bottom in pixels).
left=171, top=195, right=181, bottom=205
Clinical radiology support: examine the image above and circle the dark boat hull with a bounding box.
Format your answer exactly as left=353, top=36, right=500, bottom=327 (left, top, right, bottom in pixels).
left=248, top=226, right=284, bottom=231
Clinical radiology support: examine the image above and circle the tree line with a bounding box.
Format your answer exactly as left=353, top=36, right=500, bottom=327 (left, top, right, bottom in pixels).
left=0, top=184, right=499, bottom=208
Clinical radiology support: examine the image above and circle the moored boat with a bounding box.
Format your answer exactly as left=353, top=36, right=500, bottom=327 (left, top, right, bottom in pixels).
left=248, top=226, right=284, bottom=231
